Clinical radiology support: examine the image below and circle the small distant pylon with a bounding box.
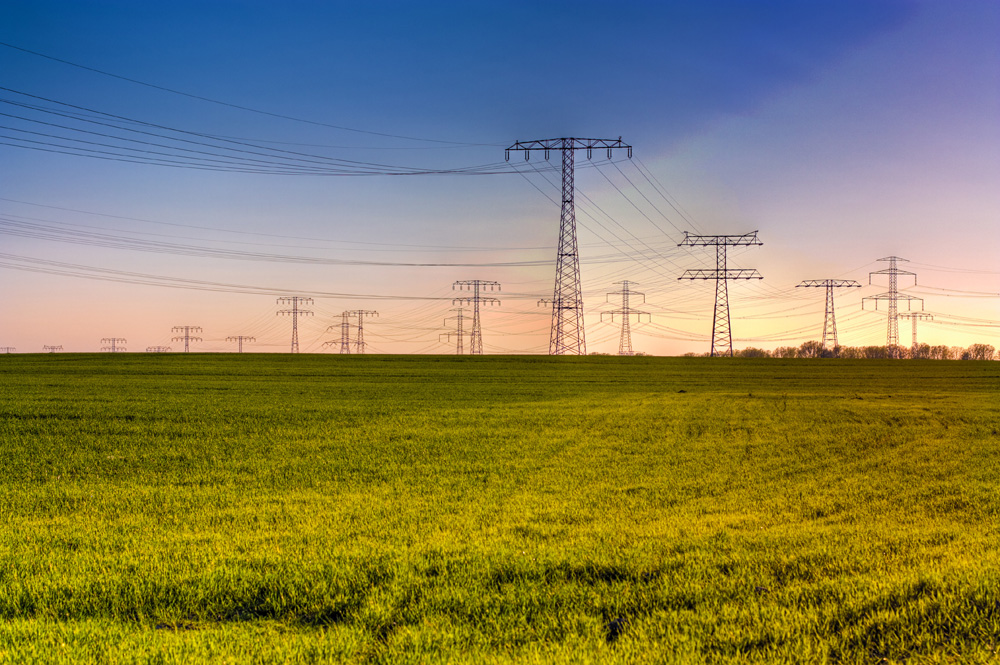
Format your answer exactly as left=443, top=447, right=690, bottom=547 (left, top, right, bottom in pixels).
left=277, top=297, right=314, bottom=353
left=226, top=336, right=255, bottom=353
left=348, top=310, right=378, bottom=354
left=453, top=280, right=500, bottom=355
left=863, top=257, right=922, bottom=359
left=171, top=326, right=203, bottom=353
left=440, top=307, right=467, bottom=355
left=600, top=281, right=650, bottom=356
left=899, top=312, right=933, bottom=350
left=42, top=345, right=62, bottom=353
left=0, top=346, right=15, bottom=353
left=146, top=346, right=171, bottom=353
left=796, top=279, right=861, bottom=349
left=101, top=337, right=127, bottom=353
left=339, top=311, right=355, bottom=354
left=679, top=231, right=763, bottom=357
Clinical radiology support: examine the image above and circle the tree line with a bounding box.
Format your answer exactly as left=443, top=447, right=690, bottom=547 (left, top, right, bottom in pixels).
left=706, top=342, right=998, bottom=360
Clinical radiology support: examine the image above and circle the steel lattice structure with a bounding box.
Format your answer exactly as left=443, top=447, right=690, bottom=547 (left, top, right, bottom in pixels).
left=600, top=281, right=650, bottom=356
left=863, top=256, right=922, bottom=358
left=507, top=137, right=631, bottom=355
left=347, top=310, right=378, bottom=354
left=42, top=345, right=61, bottom=353
left=0, top=347, right=15, bottom=353
left=440, top=307, right=467, bottom=355
left=276, top=297, right=314, bottom=353
left=452, top=280, right=500, bottom=355
left=101, top=337, right=127, bottom=353
left=146, top=346, right=171, bottom=353
left=171, top=326, right=202, bottom=353
left=226, top=336, right=255, bottom=353
left=796, top=279, right=861, bottom=349
left=899, top=312, right=934, bottom=349
left=678, top=231, right=763, bottom=357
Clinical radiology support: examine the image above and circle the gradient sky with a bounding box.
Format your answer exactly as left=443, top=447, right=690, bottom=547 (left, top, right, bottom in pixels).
left=1, top=0, right=997, bottom=355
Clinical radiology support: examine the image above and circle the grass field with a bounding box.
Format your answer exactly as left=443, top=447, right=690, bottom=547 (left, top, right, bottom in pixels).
left=1, top=354, right=998, bottom=663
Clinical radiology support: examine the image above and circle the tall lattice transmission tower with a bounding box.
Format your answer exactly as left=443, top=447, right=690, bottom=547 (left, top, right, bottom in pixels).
left=679, top=231, right=763, bottom=357
left=600, top=281, right=650, bottom=356
left=276, top=297, right=314, bottom=353
left=452, top=280, right=500, bottom=355
left=863, top=256, right=922, bottom=358
left=348, top=310, right=378, bottom=354
left=172, top=326, right=202, bottom=353
left=327, top=311, right=355, bottom=354
left=796, top=279, right=861, bottom=349
left=507, top=137, right=631, bottom=355
left=226, top=335, right=255, bottom=353
left=101, top=337, right=126, bottom=353
left=440, top=307, right=467, bottom=355
left=899, top=312, right=933, bottom=350
left=146, top=346, right=171, bottom=353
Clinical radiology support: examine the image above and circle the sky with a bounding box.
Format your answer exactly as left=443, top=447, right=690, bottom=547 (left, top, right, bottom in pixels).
left=1, top=0, right=998, bottom=355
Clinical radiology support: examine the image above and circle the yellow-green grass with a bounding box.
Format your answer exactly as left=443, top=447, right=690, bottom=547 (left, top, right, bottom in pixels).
left=1, top=354, right=998, bottom=663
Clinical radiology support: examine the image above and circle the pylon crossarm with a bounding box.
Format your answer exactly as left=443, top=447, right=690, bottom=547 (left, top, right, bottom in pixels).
left=679, top=269, right=762, bottom=280
left=678, top=231, right=761, bottom=247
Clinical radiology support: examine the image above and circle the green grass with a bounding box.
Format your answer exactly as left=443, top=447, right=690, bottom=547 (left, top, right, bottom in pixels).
left=0, top=354, right=998, bottom=663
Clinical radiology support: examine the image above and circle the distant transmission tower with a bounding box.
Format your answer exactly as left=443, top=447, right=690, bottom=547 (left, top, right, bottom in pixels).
left=146, top=346, right=171, bottom=353
left=276, top=297, right=314, bottom=353
left=453, top=280, right=500, bottom=355
left=101, top=337, right=127, bottom=352
left=226, top=336, right=255, bottom=353
left=679, top=231, right=763, bottom=357
left=42, top=345, right=62, bottom=353
left=899, top=312, right=933, bottom=349
left=338, top=311, right=355, bottom=354
left=796, top=279, right=861, bottom=349
left=507, top=137, right=631, bottom=355
left=440, top=307, right=468, bottom=355
left=0, top=346, right=14, bottom=353
left=863, top=256, right=922, bottom=358
left=172, top=326, right=203, bottom=353
left=349, top=310, right=378, bottom=354
left=600, top=281, right=650, bottom=356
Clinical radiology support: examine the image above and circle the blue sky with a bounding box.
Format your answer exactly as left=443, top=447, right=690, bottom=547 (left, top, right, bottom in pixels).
left=1, top=0, right=997, bottom=354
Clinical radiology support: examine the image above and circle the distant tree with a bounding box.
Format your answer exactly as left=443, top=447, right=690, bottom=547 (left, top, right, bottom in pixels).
left=862, top=346, right=889, bottom=359
left=796, top=340, right=824, bottom=358
left=951, top=346, right=966, bottom=361
left=838, top=346, right=862, bottom=359
left=911, top=343, right=931, bottom=360
left=966, top=344, right=996, bottom=361
left=736, top=347, right=770, bottom=358
left=772, top=346, right=798, bottom=359
left=929, top=345, right=951, bottom=360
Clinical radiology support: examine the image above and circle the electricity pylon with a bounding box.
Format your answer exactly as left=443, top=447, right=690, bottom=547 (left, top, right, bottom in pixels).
left=899, top=312, right=933, bottom=349
left=349, top=310, right=378, bottom=354
left=440, top=307, right=468, bottom=355
left=452, top=280, right=500, bottom=355
left=101, top=337, right=126, bottom=352
left=0, top=347, right=14, bottom=353
left=226, top=336, right=255, bottom=353
left=507, top=137, right=631, bottom=355
left=338, top=311, right=355, bottom=354
left=679, top=231, right=763, bottom=357
left=796, top=279, right=861, bottom=349
left=146, top=346, right=171, bottom=353
left=863, top=256, right=922, bottom=359
left=42, top=345, right=62, bottom=353
left=276, top=297, right=314, bottom=353
left=172, top=326, right=203, bottom=353
left=600, top=281, right=650, bottom=356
